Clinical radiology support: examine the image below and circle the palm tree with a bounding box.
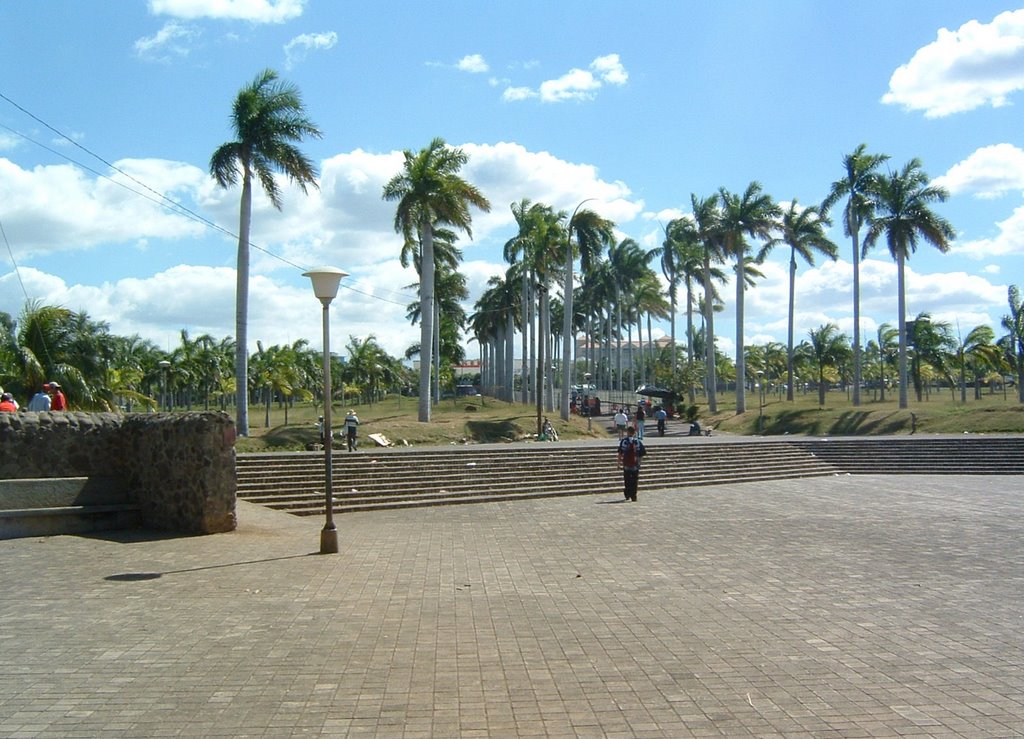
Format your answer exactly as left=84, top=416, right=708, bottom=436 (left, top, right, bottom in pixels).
left=773, top=201, right=838, bottom=401
left=560, top=205, right=614, bottom=420
left=718, top=182, right=780, bottom=414
left=957, top=325, right=999, bottom=402
left=382, top=137, right=491, bottom=422
left=822, top=144, right=889, bottom=407
left=210, top=68, right=322, bottom=437
left=607, top=238, right=649, bottom=394
left=807, top=323, right=852, bottom=406
left=863, top=159, right=955, bottom=409
left=875, top=323, right=899, bottom=401
left=1002, top=285, right=1024, bottom=403
left=907, top=313, right=956, bottom=401
left=690, top=193, right=724, bottom=411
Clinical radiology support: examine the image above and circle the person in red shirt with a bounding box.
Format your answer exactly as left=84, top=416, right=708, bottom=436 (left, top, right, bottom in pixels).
left=0, top=392, right=17, bottom=412
left=49, top=382, right=67, bottom=411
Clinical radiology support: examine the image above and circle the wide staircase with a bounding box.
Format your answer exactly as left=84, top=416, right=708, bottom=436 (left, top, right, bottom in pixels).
left=236, top=435, right=1024, bottom=517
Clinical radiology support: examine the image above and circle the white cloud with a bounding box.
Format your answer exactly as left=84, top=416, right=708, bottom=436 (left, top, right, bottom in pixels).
left=502, top=86, right=536, bottom=102
left=591, top=53, right=628, bottom=86
left=882, top=9, right=1024, bottom=117
left=952, top=203, right=1024, bottom=258
left=134, top=21, right=201, bottom=61
left=0, top=157, right=207, bottom=256
left=504, top=53, right=629, bottom=103
left=457, top=54, right=489, bottom=73
left=148, top=0, right=304, bottom=23
left=283, top=31, right=337, bottom=69
left=0, top=132, right=22, bottom=151
left=0, top=141, right=652, bottom=354
left=935, top=143, right=1024, bottom=198
left=540, top=67, right=602, bottom=102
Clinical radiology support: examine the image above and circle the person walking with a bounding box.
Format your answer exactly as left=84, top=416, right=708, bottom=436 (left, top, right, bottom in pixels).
left=654, top=406, right=668, bottom=436
left=613, top=407, right=628, bottom=439
left=27, top=384, right=51, bottom=411
left=344, top=409, right=360, bottom=452
left=635, top=402, right=646, bottom=439
left=617, top=425, right=646, bottom=502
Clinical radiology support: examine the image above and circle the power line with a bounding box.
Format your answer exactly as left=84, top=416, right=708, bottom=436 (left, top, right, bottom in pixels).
left=0, top=91, right=414, bottom=307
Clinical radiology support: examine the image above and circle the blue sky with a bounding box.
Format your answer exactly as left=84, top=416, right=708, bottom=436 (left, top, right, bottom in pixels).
left=1, top=1, right=1023, bottom=362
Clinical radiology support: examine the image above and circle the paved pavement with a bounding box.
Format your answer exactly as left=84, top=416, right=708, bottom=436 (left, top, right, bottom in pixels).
left=2, top=473, right=1023, bottom=737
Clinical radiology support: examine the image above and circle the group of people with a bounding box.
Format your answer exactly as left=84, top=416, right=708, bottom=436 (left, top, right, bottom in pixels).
left=317, top=409, right=361, bottom=451
left=0, top=382, right=67, bottom=413
left=613, top=401, right=670, bottom=440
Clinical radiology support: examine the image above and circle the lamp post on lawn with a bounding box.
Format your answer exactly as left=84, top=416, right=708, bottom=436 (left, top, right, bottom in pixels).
left=583, top=372, right=593, bottom=431
left=756, top=369, right=765, bottom=434
left=303, top=266, right=349, bottom=555
left=158, top=359, right=171, bottom=411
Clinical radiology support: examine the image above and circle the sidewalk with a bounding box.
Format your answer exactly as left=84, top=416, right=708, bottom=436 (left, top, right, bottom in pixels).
left=1, top=474, right=1022, bottom=736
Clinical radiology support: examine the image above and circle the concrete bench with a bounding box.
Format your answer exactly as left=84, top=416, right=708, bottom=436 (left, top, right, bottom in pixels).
left=0, top=476, right=140, bottom=539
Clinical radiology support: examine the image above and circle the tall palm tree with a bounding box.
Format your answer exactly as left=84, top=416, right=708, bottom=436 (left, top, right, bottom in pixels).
left=607, top=238, right=649, bottom=393
left=718, top=182, right=780, bottom=414
left=1002, top=285, right=1024, bottom=403
left=773, top=201, right=838, bottom=401
left=504, top=199, right=546, bottom=405
left=560, top=205, right=614, bottom=419
left=822, top=144, right=889, bottom=407
left=863, top=159, right=954, bottom=409
left=382, top=137, right=491, bottom=422
left=210, top=68, right=322, bottom=437
left=690, top=193, right=724, bottom=411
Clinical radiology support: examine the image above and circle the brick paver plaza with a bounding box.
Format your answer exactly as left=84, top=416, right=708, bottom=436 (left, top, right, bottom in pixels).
left=1, top=472, right=1023, bottom=737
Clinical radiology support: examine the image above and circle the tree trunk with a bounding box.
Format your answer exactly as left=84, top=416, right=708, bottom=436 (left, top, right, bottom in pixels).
left=897, top=253, right=909, bottom=409
left=520, top=271, right=529, bottom=405
left=418, top=217, right=434, bottom=422
left=735, top=254, right=746, bottom=414
left=234, top=166, right=253, bottom=436
left=703, top=257, right=717, bottom=413
left=851, top=203, right=863, bottom=407
left=787, top=251, right=797, bottom=402
left=561, top=237, right=574, bottom=421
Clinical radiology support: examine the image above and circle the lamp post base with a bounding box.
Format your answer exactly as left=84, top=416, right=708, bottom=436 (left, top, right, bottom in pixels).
left=320, top=526, right=339, bottom=554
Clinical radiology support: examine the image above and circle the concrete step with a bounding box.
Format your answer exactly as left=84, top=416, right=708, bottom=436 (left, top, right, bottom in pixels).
left=236, top=436, right=1024, bottom=516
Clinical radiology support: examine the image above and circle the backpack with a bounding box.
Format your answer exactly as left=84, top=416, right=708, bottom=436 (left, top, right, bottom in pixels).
left=620, top=438, right=643, bottom=468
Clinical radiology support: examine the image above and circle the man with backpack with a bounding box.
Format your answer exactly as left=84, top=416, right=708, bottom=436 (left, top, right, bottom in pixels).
left=617, top=425, right=646, bottom=501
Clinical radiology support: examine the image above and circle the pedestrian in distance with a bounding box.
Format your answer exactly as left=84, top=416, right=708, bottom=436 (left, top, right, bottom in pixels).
left=654, top=406, right=668, bottom=437
left=27, top=384, right=51, bottom=412
left=635, top=402, right=646, bottom=439
left=0, top=392, right=17, bottom=412
left=617, top=425, right=646, bottom=502
left=613, top=406, right=628, bottom=439
left=344, top=409, right=359, bottom=452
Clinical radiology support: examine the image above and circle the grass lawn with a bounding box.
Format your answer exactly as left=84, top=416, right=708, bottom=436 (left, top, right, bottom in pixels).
left=234, top=387, right=1024, bottom=452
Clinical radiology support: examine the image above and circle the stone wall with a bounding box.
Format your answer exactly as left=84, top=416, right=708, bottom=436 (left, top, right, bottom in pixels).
left=0, top=411, right=236, bottom=534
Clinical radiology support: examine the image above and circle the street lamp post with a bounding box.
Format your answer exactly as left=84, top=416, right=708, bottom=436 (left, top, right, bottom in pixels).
left=303, top=266, right=349, bottom=555
left=583, top=371, right=593, bottom=431
left=756, top=369, right=765, bottom=434
left=158, top=359, right=171, bottom=411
